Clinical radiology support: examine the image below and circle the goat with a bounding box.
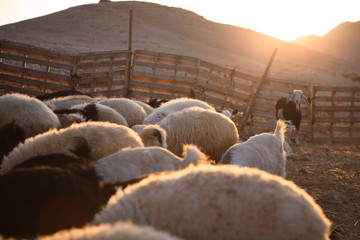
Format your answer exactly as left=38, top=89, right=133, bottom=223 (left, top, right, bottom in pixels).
left=275, top=90, right=310, bottom=145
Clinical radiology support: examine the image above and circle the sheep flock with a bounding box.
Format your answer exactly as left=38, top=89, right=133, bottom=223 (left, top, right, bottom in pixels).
left=0, top=91, right=332, bottom=240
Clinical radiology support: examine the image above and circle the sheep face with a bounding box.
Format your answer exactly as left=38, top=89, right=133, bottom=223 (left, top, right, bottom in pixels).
left=288, top=90, right=309, bottom=111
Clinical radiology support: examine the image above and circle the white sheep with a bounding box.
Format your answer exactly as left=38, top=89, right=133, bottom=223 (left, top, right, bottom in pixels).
left=99, top=98, right=147, bottom=126
left=0, top=93, right=60, bottom=138
left=143, top=97, right=215, bottom=124
left=219, top=120, right=287, bottom=178
left=38, top=221, right=182, bottom=240
left=157, top=107, right=239, bottom=163
left=91, top=165, right=331, bottom=240
left=1, top=121, right=144, bottom=174
left=133, top=100, right=155, bottom=115
left=94, top=144, right=210, bottom=183
left=71, top=102, right=128, bottom=126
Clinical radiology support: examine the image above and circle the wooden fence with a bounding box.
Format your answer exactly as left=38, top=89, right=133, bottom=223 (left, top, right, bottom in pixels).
left=1, top=39, right=360, bottom=143
left=311, top=85, right=360, bottom=143
left=0, top=40, right=75, bottom=96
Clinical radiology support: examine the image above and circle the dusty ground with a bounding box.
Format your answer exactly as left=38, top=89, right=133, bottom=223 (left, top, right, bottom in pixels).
left=287, top=142, right=360, bottom=240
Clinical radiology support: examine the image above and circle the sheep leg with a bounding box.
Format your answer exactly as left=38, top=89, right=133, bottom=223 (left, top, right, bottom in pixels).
left=295, top=130, right=300, bottom=146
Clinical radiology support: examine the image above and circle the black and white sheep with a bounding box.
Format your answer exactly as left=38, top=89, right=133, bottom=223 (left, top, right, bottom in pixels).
left=219, top=120, right=287, bottom=178
left=94, top=144, right=210, bottom=183
left=0, top=93, right=60, bottom=138
left=1, top=121, right=144, bottom=174
left=44, top=94, right=97, bottom=111
left=71, top=102, right=128, bottom=126
left=157, top=106, right=239, bottom=163
left=275, top=89, right=310, bottom=145
left=91, top=165, right=331, bottom=240
left=143, top=97, right=215, bottom=124
left=36, top=90, right=85, bottom=101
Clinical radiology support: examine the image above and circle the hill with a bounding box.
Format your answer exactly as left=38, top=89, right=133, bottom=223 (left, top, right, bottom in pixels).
left=0, top=1, right=359, bottom=86
left=293, top=21, right=360, bottom=66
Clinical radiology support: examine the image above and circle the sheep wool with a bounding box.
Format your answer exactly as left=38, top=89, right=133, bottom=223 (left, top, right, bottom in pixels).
left=133, top=100, right=155, bottom=115
left=44, top=94, right=96, bottom=111
left=92, top=165, right=331, bottom=240
left=0, top=93, right=60, bottom=139
left=158, top=107, right=239, bottom=163
left=143, top=97, right=215, bottom=124
left=94, top=144, right=210, bottom=183
left=138, top=124, right=167, bottom=148
left=100, top=98, right=147, bottom=126
left=219, top=120, right=287, bottom=178
left=1, top=122, right=144, bottom=174
left=72, top=102, right=128, bottom=126
left=38, top=221, right=182, bottom=240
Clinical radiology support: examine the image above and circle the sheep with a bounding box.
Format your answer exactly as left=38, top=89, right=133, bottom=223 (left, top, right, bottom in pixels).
left=157, top=107, right=239, bottom=163
left=38, top=221, right=182, bottom=240
left=54, top=103, right=98, bottom=128
left=91, top=165, right=331, bottom=240
left=44, top=95, right=96, bottom=111
left=71, top=102, right=128, bottom=126
left=1, top=121, right=144, bottom=174
left=147, top=98, right=168, bottom=108
left=143, top=97, right=215, bottom=124
left=219, top=120, right=287, bottom=178
left=137, top=124, right=167, bottom=148
left=275, top=89, right=310, bottom=145
left=0, top=138, right=107, bottom=238
left=0, top=122, right=26, bottom=164
left=99, top=98, right=147, bottom=126
left=94, top=144, right=210, bottom=183
left=0, top=93, right=60, bottom=138
left=36, top=90, right=85, bottom=101
left=133, top=99, right=155, bottom=115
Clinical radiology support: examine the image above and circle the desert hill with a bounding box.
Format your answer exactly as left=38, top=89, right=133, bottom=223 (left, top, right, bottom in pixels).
left=0, top=1, right=359, bottom=86
left=293, top=21, right=360, bottom=66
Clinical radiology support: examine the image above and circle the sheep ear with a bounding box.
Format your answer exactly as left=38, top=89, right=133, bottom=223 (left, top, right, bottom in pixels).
left=288, top=93, right=294, bottom=102
left=302, top=94, right=309, bottom=105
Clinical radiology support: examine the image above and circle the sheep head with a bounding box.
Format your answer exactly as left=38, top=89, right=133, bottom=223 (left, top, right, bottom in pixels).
left=288, top=90, right=309, bottom=111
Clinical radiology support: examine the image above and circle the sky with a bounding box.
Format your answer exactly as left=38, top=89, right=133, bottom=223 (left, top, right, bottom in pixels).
left=0, top=0, right=359, bottom=42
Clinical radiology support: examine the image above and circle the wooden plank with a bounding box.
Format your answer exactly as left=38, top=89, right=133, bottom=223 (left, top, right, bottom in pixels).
left=313, top=85, right=360, bottom=92
left=133, top=70, right=197, bottom=84
left=313, top=117, right=360, bottom=123
left=134, top=60, right=198, bottom=73
left=77, top=59, right=128, bottom=70
left=0, top=82, right=42, bottom=96
left=0, top=73, right=70, bottom=90
left=312, top=137, right=360, bottom=143
left=131, top=80, right=192, bottom=93
left=0, top=39, right=74, bottom=60
left=313, top=106, right=360, bottom=112
left=199, top=60, right=234, bottom=75
left=0, top=52, right=73, bottom=70
left=0, top=63, right=71, bottom=81
left=239, top=48, right=277, bottom=131
left=76, top=50, right=132, bottom=60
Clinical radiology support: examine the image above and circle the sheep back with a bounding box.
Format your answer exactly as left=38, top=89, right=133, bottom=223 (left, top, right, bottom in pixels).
left=1, top=122, right=143, bottom=174
left=92, top=165, right=331, bottom=240
left=95, top=144, right=209, bottom=183
left=158, top=107, right=238, bottom=163
left=99, top=98, right=146, bottom=126
left=38, top=221, right=182, bottom=240
left=143, top=97, right=215, bottom=124
left=0, top=93, right=60, bottom=138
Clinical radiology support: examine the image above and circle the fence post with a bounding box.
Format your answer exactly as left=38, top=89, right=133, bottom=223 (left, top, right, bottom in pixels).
left=238, top=48, right=277, bottom=132
left=126, top=9, right=133, bottom=98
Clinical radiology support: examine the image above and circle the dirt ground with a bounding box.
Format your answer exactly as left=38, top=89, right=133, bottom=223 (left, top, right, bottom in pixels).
left=286, top=142, right=360, bottom=240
